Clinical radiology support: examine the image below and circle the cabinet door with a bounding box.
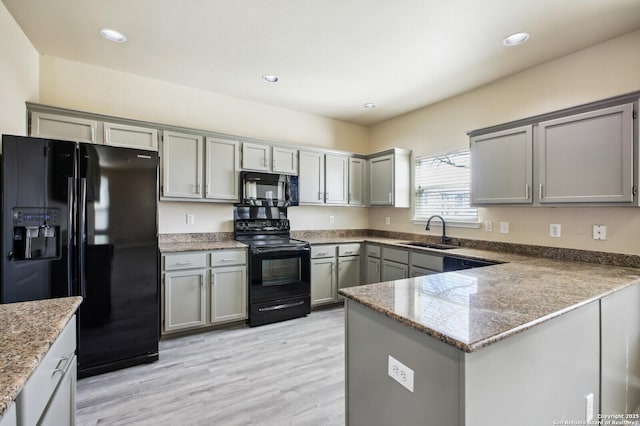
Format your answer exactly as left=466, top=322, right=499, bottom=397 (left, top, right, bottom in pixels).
left=161, top=131, right=203, bottom=198
left=369, top=154, right=394, bottom=205
left=299, top=151, right=325, bottom=204
left=470, top=125, right=533, bottom=204
left=366, top=257, right=381, bottom=284
left=103, top=122, right=158, bottom=151
left=382, top=260, right=408, bottom=281
left=311, top=257, right=336, bottom=306
left=349, top=157, right=366, bottom=206
left=338, top=256, right=360, bottom=290
left=210, top=265, right=247, bottom=323
left=538, top=104, right=634, bottom=204
left=38, top=355, right=76, bottom=426
left=30, top=111, right=98, bottom=143
left=272, top=146, right=298, bottom=175
left=205, top=137, right=240, bottom=201
left=325, top=154, right=348, bottom=204
left=409, top=266, right=439, bottom=278
left=164, top=269, right=206, bottom=332
left=242, top=142, right=270, bottom=171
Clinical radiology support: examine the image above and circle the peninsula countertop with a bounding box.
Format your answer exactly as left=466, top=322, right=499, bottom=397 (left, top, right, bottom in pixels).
left=0, top=296, right=82, bottom=418
left=339, top=254, right=640, bottom=353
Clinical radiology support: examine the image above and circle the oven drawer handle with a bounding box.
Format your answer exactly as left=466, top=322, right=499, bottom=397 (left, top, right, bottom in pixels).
left=258, top=301, right=305, bottom=312
left=253, top=246, right=309, bottom=254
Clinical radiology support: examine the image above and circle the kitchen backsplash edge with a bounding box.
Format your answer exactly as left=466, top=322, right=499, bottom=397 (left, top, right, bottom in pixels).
left=159, top=230, right=640, bottom=268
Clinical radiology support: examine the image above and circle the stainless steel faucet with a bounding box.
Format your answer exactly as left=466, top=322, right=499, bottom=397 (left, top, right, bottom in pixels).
left=425, top=215, right=450, bottom=245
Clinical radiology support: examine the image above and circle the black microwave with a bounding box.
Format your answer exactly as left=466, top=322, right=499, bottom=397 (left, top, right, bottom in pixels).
left=240, top=171, right=299, bottom=207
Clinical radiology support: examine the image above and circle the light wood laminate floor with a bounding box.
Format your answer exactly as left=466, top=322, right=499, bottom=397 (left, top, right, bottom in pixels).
left=76, top=306, right=345, bottom=425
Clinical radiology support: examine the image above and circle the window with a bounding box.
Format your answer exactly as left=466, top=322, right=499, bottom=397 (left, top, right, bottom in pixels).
left=414, top=150, right=477, bottom=222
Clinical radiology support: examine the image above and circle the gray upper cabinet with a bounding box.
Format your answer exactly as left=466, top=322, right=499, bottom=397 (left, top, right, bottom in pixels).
left=299, top=150, right=325, bottom=204
left=470, top=125, right=533, bottom=205
left=325, top=154, right=349, bottom=205
left=368, top=149, right=411, bottom=207
left=161, top=131, right=204, bottom=199
left=242, top=142, right=270, bottom=171
left=348, top=157, right=366, bottom=206
left=205, top=137, right=240, bottom=202
left=242, top=142, right=298, bottom=175
left=103, top=122, right=158, bottom=151
left=538, top=103, right=634, bottom=204
left=30, top=111, right=98, bottom=143
left=272, top=146, right=298, bottom=175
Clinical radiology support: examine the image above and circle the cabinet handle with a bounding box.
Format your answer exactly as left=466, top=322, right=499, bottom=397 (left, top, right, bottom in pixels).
left=206, top=184, right=209, bottom=194
left=211, top=275, right=214, bottom=286
left=388, top=193, right=392, bottom=203
left=539, top=183, right=544, bottom=199
left=317, top=252, right=328, bottom=256
left=525, top=184, right=530, bottom=199
left=200, top=275, right=204, bottom=287
left=175, top=261, right=193, bottom=266
left=344, top=250, right=353, bottom=254
left=53, top=355, right=73, bottom=374
left=220, top=258, right=236, bottom=262
left=196, top=184, right=201, bottom=194
left=318, top=191, right=322, bottom=200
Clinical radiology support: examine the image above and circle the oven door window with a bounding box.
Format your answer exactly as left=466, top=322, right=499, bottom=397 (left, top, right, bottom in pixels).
left=261, top=257, right=300, bottom=286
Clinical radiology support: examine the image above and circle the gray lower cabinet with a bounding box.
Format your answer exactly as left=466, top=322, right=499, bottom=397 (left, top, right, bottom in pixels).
left=601, top=283, right=640, bottom=414
left=365, top=244, right=381, bottom=284
left=162, top=250, right=247, bottom=334
left=0, top=403, right=16, bottom=426
left=311, top=243, right=361, bottom=306
left=381, top=247, right=409, bottom=281
left=16, top=316, right=77, bottom=426
left=409, top=251, right=443, bottom=277
left=311, top=245, right=337, bottom=306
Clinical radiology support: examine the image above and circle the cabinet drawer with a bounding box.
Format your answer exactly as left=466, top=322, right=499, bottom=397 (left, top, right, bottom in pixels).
left=164, top=252, right=207, bottom=271
left=211, top=249, right=246, bottom=267
left=311, top=245, right=337, bottom=259
left=366, top=244, right=381, bottom=258
left=16, top=316, right=76, bottom=426
left=410, top=252, right=443, bottom=272
left=339, top=243, right=361, bottom=257
left=382, top=247, right=408, bottom=264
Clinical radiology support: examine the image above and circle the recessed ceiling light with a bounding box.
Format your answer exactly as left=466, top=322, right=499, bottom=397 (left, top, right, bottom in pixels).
left=502, top=32, right=529, bottom=47
left=262, top=75, right=279, bottom=83
left=364, top=103, right=376, bottom=109
left=100, top=28, right=127, bottom=43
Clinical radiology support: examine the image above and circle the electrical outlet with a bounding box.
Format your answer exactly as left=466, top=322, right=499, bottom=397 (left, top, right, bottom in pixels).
left=329, top=215, right=335, bottom=225
left=593, top=225, right=607, bottom=240
left=550, top=224, right=561, bottom=238
left=484, top=221, right=493, bottom=232
left=388, top=355, right=414, bottom=392
left=499, top=221, right=509, bottom=234
left=186, top=214, right=195, bottom=225
left=385, top=217, right=391, bottom=225
left=585, top=393, right=594, bottom=422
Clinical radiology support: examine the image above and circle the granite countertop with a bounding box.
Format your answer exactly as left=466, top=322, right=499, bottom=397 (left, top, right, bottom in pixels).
left=339, top=256, right=640, bottom=353
left=0, top=297, right=82, bottom=417
left=159, top=240, right=247, bottom=253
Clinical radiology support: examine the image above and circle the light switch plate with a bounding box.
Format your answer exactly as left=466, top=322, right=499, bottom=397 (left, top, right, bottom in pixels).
left=550, top=224, right=561, bottom=238
left=593, top=225, right=607, bottom=240
left=484, top=221, right=493, bottom=232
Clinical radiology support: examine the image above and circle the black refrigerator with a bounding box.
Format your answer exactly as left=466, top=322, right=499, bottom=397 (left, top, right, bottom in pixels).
left=1, top=134, right=159, bottom=378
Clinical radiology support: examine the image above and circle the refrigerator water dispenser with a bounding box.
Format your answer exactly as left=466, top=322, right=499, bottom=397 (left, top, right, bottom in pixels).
left=12, top=208, right=61, bottom=260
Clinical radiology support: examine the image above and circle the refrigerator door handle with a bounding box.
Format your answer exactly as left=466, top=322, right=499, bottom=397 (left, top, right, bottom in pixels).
left=78, top=177, right=88, bottom=298
left=67, top=177, right=75, bottom=296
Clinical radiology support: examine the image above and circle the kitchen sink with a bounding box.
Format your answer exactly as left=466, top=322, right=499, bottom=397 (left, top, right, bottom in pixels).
left=403, top=242, right=459, bottom=250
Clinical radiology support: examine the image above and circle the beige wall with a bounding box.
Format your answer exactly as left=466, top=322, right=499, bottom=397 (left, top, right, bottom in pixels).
left=369, top=30, right=640, bottom=255
left=38, top=56, right=370, bottom=234
left=0, top=2, right=39, bottom=144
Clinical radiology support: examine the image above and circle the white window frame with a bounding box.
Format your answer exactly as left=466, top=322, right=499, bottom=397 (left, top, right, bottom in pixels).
left=412, top=149, right=480, bottom=229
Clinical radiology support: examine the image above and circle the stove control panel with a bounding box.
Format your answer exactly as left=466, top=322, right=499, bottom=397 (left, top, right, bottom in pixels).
left=235, top=219, right=290, bottom=233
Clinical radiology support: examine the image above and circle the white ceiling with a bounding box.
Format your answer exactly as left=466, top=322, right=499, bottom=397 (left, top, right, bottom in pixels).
left=4, top=0, right=640, bottom=126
